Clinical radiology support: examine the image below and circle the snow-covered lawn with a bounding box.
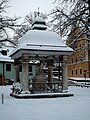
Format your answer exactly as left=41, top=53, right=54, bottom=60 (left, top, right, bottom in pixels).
left=0, top=85, right=90, bottom=120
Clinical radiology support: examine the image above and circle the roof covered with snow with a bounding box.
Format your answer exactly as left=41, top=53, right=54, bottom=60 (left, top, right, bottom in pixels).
left=0, top=45, right=40, bottom=64
left=32, top=16, right=46, bottom=24
left=18, top=30, right=67, bottom=47
left=10, top=29, right=73, bottom=58
left=10, top=17, right=73, bottom=59
left=0, top=45, right=15, bottom=62
left=32, top=16, right=47, bottom=30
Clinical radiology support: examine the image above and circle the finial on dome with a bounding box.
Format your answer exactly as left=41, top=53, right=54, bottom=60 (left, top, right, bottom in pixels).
left=32, top=8, right=47, bottom=30
left=38, top=7, right=40, bottom=16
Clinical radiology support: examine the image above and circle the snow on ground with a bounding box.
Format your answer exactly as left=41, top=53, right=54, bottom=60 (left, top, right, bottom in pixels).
left=0, top=85, right=90, bottom=120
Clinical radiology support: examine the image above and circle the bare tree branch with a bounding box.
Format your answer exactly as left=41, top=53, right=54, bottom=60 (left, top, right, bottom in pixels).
left=0, top=0, right=21, bottom=45
left=49, top=0, right=90, bottom=38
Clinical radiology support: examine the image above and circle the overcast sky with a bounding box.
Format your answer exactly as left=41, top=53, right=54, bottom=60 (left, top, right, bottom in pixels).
left=7, top=0, right=55, bottom=20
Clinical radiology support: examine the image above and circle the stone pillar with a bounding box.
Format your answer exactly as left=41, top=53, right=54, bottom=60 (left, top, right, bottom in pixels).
left=14, top=59, right=19, bottom=84
left=14, top=65, right=19, bottom=83
left=47, top=58, right=53, bottom=83
left=62, top=56, right=68, bottom=92
left=22, top=54, right=30, bottom=92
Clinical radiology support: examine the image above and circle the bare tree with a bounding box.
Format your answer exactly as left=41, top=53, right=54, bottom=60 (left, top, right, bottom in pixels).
left=13, top=11, right=48, bottom=44
left=13, top=12, right=34, bottom=44
left=0, top=0, right=20, bottom=46
left=49, top=0, right=90, bottom=38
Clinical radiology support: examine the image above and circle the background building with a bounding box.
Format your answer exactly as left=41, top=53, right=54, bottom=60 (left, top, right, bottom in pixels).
left=0, top=45, right=38, bottom=85
left=66, top=26, right=90, bottom=80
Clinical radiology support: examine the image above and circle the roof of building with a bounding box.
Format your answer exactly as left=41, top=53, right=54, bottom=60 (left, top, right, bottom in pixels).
left=32, top=16, right=47, bottom=30
left=0, top=45, right=40, bottom=64
left=0, top=45, right=15, bottom=62
left=18, top=30, right=68, bottom=47
left=10, top=17, right=73, bottom=59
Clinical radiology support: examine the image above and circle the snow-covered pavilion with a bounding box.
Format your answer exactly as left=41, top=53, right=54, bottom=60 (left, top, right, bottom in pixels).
left=10, top=16, right=73, bottom=93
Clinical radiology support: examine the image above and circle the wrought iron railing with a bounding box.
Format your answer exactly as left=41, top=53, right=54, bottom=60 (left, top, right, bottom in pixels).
left=29, top=82, right=62, bottom=93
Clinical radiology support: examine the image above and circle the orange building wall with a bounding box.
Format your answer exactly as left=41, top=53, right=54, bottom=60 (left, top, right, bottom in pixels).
left=67, top=26, right=90, bottom=78
left=68, top=61, right=90, bottom=78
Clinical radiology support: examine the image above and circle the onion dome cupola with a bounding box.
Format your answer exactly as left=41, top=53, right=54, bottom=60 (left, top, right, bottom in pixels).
left=32, top=17, right=47, bottom=30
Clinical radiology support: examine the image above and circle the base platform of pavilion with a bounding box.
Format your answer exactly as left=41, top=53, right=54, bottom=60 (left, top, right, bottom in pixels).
left=10, top=92, right=74, bottom=99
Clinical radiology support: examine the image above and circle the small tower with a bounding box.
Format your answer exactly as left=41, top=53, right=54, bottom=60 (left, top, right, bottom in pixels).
left=32, top=16, right=47, bottom=30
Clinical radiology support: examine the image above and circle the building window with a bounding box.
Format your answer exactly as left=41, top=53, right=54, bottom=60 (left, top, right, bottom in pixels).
left=80, top=68, right=82, bottom=74
left=72, top=69, right=73, bottom=75
left=29, top=65, right=32, bottom=72
left=72, top=59, right=73, bottom=63
left=6, top=64, right=11, bottom=71
left=76, top=58, right=77, bottom=63
left=75, top=68, right=77, bottom=75
left=1, top=50, right=7, bottom=56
